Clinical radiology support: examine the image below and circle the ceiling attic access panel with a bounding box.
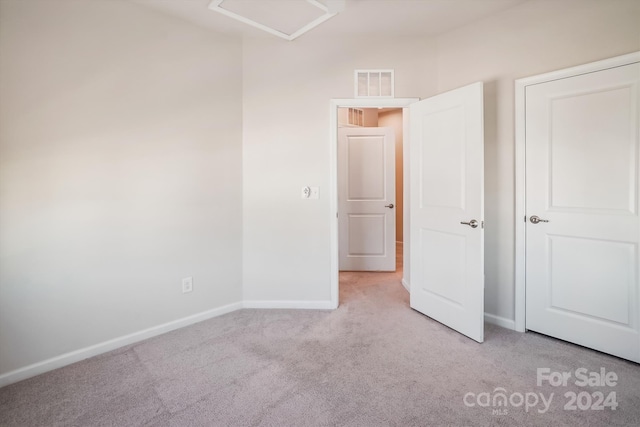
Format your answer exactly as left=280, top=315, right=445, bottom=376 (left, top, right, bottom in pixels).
left=208, top=0, right=344, bottom=41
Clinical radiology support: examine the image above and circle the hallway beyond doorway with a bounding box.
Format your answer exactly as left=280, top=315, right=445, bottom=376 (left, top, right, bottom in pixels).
left=339, top=242, right=405, bottom=307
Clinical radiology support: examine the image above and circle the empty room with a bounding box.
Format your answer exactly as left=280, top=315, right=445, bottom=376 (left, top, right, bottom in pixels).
left=1, top=0, right=640, bottom=425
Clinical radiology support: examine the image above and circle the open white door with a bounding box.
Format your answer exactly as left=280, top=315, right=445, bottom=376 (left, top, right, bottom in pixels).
left=338, top=127, right=396, bottom=271
left=409, top=82, right=484, bottom=343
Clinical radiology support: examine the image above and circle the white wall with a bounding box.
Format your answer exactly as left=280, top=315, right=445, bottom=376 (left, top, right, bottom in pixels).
left=242, top=36, right=436, bottom=304
left=242, top=0, right=640, bottom=319
left=0, top=0, right=243, bottom=376
left=362, top=108, right=380, bottom=127
left=434, top=0, right=640, bottom=322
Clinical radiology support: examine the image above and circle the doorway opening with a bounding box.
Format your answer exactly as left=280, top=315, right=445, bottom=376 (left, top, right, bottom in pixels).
left=337, top=108, right=405, bottom=300
left=329, top=98, right=418, bottom=309
left=331, top=84, right=485, bottom=342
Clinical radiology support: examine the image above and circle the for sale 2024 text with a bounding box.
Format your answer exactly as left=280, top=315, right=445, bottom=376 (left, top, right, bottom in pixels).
left=537, top=367, right=618, bottom=411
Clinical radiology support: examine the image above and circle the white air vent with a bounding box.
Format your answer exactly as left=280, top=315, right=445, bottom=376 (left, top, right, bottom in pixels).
left=355, top=69, right=394, bottom=98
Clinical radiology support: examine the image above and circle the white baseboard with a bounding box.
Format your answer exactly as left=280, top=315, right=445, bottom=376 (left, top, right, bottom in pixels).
left=243, top=300, right=334, bottom=310
left=401, top=279, right=410, bottom=292
left=484, top=312, right=516, bottom=330
left=0, top=302, right=243, bottom=388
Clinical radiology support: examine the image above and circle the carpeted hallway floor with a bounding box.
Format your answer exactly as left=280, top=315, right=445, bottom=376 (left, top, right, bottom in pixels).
left=1, top=253, right=639, bottom=426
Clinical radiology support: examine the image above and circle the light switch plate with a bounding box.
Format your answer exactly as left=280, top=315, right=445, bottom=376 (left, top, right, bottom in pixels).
left=309, top=187, right=319, bottom=199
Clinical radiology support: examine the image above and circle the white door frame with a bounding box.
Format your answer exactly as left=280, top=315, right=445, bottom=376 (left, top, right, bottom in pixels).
left=329, top=98, right=419, bottom=308
left=513, top=51, right=640, bottom=332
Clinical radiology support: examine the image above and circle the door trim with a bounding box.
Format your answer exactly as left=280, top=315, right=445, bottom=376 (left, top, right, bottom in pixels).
left=329, top=98, right=419, bottom=308
left=513, top=51, right=640, bottom=332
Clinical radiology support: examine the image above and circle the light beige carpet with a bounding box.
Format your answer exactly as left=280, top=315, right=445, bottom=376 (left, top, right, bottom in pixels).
left=1, top=267, right=639, bottom=426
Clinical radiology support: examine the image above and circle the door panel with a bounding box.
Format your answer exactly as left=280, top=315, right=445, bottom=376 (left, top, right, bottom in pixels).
left=347, top=136, right=386, bottom=200
left=548, top=236, right=633, bottom=325
left=419, top=228, right=466, bottom=306
left=410, top=82, right=484, bottom=343
left=547, top=85, right=635, bottom=213
left=348, top=214, right=386, bottom=256
left=339, top=127, right=395, bottom=271
left=525, top=62, right=640, bottom=362
left=419, top=106, right=466, bottom=210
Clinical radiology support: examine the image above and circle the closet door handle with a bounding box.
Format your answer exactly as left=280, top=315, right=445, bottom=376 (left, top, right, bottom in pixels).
left=460, top=219, right=479, bottom=228
left=529, top=215, right=549, bottom=224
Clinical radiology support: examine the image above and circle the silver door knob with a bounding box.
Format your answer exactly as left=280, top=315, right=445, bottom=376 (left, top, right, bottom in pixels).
left=385, top=204, right=394, bottom=209
left=460, top=219, right=478, bottom=228
left=529, top=215, right=549, bottom=224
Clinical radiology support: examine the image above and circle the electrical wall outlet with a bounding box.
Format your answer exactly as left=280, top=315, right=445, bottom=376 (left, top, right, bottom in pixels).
left=182, top=277, right=193, bottom=293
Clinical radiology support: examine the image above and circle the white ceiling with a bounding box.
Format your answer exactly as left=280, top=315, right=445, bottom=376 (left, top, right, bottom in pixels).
left=132, top=0, right=528, bottom=39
